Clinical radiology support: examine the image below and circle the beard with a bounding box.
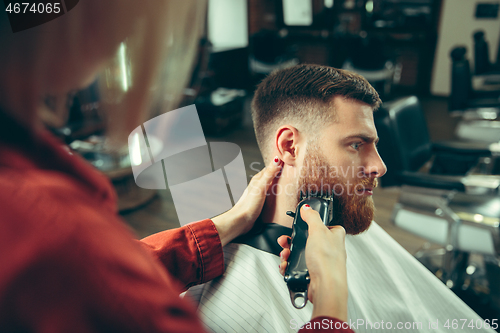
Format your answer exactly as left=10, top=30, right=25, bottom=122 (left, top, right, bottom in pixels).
left=296, top=144, right=377, bottom=235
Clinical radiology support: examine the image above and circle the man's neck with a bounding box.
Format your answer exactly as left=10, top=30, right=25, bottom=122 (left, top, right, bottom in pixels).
left=260, top=175, right=298, bottom=228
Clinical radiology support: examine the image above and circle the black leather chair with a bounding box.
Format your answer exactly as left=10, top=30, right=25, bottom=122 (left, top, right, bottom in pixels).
left=248, top=30, right=298, bottom=79
left=449, top=46, right=500, bottom=113
left=450, top=36, right=500, bottom=143
left=473, top=30, right=500, bottom=75
left=343, top=34, right=399, bottom=100
left=375, top=96, right=500, bottom=309
left=474, top=31, right=491, bottom=75
left=374, top=96, right=500, bottom=189
left=450, top=46, right=500, bottom=142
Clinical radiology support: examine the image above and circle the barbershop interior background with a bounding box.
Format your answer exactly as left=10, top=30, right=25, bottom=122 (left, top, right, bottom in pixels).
left=60, top=0, right=500, bottom=326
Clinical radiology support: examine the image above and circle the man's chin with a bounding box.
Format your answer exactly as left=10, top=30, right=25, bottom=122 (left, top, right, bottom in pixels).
left=335, top=195, right=374, bottom=235
left=344, top=219, right=372, bottom=235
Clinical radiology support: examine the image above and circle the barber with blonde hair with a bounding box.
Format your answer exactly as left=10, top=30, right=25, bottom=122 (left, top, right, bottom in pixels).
left=0, top=1, right=353, bottom=332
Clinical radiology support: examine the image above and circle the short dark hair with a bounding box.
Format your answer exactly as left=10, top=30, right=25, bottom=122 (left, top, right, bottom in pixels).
left=251, top=64, right=381, bottom=162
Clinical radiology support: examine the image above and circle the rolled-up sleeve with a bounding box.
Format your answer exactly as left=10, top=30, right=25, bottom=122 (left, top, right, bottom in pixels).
left=140, top=219, right=224, bottom=290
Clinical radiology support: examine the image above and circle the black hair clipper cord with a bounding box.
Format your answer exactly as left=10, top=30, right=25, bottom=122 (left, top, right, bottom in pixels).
left=284, top=192, right=338, bottom=309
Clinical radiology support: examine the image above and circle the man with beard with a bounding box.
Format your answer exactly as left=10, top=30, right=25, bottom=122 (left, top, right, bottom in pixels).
left=294, top=142, right=377, bottom=236
left=185, top=65, right=493, bottom=333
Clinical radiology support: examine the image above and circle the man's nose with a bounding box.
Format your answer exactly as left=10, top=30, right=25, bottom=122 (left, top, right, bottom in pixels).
left=364, top=151, right=387, bottom=178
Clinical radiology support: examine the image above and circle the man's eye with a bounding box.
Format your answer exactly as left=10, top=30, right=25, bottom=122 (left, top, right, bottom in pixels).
left=350, top=142, right=362, bottom=150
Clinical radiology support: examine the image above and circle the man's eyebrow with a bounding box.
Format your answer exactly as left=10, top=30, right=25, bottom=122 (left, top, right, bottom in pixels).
left=342, top=134, right=379, bottom=144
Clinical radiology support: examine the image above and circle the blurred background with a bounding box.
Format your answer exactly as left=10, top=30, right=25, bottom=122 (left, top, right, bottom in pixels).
left=53, top=0, right=500, bottom=327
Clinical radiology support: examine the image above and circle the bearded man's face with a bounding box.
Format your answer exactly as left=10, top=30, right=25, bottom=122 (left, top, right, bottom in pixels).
left=296, top=143, right=378, bottom=235
left=290, top=97, right=386, bottom=234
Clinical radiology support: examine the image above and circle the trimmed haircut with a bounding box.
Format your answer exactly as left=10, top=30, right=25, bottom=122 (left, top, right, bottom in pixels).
left=251, top=64, right=381, bottom=163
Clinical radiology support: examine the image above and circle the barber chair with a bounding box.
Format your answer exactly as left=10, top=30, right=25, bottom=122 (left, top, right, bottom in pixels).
left=450, top=46, right=500, bottom=112
left=248, top=30, right=299, bottom=80
left=195, top=88, right=246, bottom=136
left=183, top=39, right=247, bottom=136
left=342, top=34, right=401, bottom=100
left=375, top=96, right=500, bottom=188
left=375, top=95, right=500, bottom=315
left=450, top=46, right=500, bottom=143
left=473, top=30, right=500, bottom=76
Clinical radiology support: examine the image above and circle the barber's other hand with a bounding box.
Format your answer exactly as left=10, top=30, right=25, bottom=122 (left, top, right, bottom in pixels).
left=212, top=157, right=282, bottom=246
left=278, top=205, right=348, bottom=322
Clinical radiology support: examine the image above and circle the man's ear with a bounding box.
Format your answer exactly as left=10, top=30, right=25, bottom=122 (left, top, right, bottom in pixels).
left=275, top=125, right=301, bottom=166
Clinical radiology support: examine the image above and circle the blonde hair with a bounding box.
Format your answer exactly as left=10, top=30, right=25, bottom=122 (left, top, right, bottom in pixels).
left=0, top=0, right=206, bottom=149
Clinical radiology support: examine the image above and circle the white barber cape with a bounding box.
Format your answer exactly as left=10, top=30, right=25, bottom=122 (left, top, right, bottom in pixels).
left=185, top=222, right=494, bottom=333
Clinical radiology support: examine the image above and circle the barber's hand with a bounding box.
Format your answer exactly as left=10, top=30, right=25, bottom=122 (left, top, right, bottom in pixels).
left=278, top=205, right=348, bottom=322
left=212, top=157, right=282, bottom=246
